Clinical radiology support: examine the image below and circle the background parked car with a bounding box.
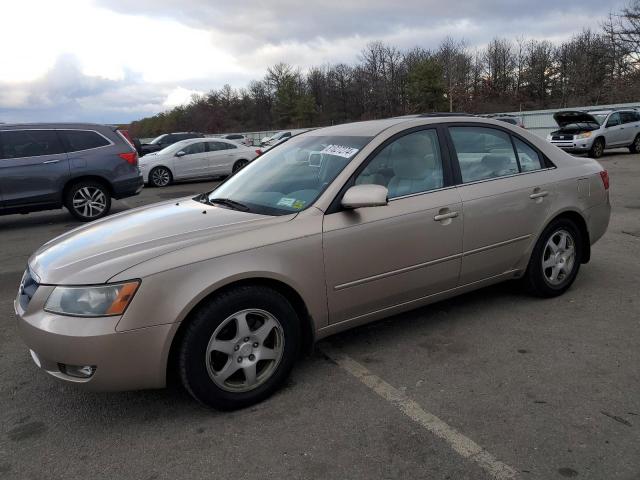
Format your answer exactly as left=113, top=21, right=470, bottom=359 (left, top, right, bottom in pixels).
left=483, top=114, right=525, bottom=128
left=140, top=137, right=262, bottom=187
left=0, top=123, right=142, bottom=221
left=221, top=134, right=251, bottom=145
left=260, top=131, right=292, bottom=147
left=547, top=108, right=640, bottom=158
left=140, top=132, right=205, bottom=156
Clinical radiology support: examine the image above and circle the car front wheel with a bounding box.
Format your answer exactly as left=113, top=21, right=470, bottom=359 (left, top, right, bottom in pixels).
left=64, top=181, right=112, bottom=222
left=149, top=166, right=172, bottom=187
left=178, top=285, right=301, bottom=410
left=525, top=218, right=582, bottom=297
left=589, top=138, right=605, bottom=158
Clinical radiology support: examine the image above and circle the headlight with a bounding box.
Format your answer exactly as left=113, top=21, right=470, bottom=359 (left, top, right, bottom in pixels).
left=44, top=281, right=140, bottom=317
left=575, top=131, right=592, bottom=139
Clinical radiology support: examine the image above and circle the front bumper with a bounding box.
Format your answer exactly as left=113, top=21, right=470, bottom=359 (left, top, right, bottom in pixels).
left=549, top=138, right=593, bottom=153
left=14, top=284, right=176, bottom=391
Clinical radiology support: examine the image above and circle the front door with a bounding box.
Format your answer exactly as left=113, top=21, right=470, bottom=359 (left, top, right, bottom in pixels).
left=447, top=125, right=555, bottom=284
left=323, top=128, right=463, bottom=324
left=0, top=129, right=69, bottom=208
left=173, top=141, right=209, bottom=179
left=605, top=113, right=626, bottom=147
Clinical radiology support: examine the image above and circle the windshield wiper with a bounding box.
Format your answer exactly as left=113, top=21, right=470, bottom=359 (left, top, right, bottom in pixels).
left=205, top=197, right=251, bottom=212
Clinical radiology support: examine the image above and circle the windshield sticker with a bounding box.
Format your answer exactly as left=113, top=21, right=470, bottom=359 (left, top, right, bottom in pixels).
left=277, top=197, right=296, bottom=207
left=292, top=200, right=306, bottom=209
left=320, top=144, right=359, bottom=158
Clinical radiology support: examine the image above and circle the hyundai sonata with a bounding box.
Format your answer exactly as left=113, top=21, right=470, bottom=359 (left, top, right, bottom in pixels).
left=15, top=115, right=610, bottom=409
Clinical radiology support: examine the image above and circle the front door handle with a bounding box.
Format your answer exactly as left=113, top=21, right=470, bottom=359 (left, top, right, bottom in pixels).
left=529, top=190, right=548, bottom=199
left=42, top=159, right=59, bottom=164
left=434, top=211, right=459, bottom=221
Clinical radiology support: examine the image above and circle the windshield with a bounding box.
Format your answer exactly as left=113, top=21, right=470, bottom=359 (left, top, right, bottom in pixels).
left=202, top=135, right=372, bottom=215
left=149, top=134, right=167, bottom=145
left=156, top=139, right=189, bottom=155
left=591, top=113, right=609, bottom=125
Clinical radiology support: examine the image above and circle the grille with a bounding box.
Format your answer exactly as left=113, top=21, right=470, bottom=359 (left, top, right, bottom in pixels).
left=552, top=135, right=574, bottom=141
left=18, top=268, right=39, bottom=311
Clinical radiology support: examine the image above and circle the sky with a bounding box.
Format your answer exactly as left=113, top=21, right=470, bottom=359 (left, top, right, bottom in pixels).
left=0, top=0, right=625, bottom=124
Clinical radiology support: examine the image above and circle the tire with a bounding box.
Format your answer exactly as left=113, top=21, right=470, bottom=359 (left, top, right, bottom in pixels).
left=524, top=218, right=582, bottom=298
left=589, top=138, right=605, bottom=159
left=178, top=285, right=301, bottom=410
left=149, top=166, right=172, bottom=187
left=232, top=159, right=249, bottom=173
left=64, top=180, right=111, bottom=222
left=629, top=135, right=640, bottom=154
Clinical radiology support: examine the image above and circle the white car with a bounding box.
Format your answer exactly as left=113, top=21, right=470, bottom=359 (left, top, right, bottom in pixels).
left=139, top=138, right=261, bottom=187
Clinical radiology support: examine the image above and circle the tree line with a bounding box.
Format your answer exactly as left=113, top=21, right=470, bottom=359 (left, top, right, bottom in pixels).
left=129, top=1, right=640, bottom=137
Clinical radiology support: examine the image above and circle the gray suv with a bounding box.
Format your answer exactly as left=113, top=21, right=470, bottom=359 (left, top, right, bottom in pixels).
left=0, top=123, right=143, bottom=221
left=548, top=108, right=640, bottom=158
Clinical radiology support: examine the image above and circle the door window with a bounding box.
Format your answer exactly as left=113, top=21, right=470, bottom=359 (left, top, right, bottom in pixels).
left=60, top=130, right=110, bottom=152
left=513, top=138, right=543, bottom=171
left=606, top=113, right=621, bottom=127
left=620, top=111, right=638, bottom=124
left=449, top=127, right=519, bottom=183
left=0, top=130, right=65, bottom=159
left=207, top=141, right=236, bottom=151
left=181, top=142, right=206, bottom=155
left=355, top=129, right=444, bottom=199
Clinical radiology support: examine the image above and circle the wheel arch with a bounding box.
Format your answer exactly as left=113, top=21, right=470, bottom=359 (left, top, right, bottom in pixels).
left=166, top=276, right=315, bottom=386
left=62, top=175, right=114, bottom=200
left=539, top=209, right=591, bottom=264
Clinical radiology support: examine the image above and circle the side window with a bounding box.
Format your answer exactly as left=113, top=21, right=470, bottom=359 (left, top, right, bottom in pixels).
left=606, top=113, right=621, bottom=127
left=0, top=130, right=65, bottom=159
left=161, top=134, right=175, bottom=146
left=449, top=127, right=519, bottom=183
left=181, top=142, right=206, bottom=155
left=620, top=111, right=637, bottom=124
left=61, top=130, right=110, bottom=152
left=208, top=141, right=235, bottom=151
left=513, top=138, right=543, bottom=172
left=355, top=129, right=444, bottom=199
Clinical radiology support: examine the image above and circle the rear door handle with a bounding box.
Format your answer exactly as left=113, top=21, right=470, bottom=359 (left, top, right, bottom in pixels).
left=42, top=159, right=59, bottom=164
left=434, top=211, right=459, bottom=221
left=529, top=190, right=549, bottom=199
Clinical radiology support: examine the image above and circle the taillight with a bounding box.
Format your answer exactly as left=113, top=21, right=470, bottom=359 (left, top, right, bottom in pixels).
left=255, top=149, right=262, bottom=156
left=119, top=152, right=138, bottom=166
left=599, top=170, right=609, bottom=190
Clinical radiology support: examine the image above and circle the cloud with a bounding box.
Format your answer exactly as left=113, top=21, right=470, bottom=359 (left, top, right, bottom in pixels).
left=1, top=0, right=627, bottom=123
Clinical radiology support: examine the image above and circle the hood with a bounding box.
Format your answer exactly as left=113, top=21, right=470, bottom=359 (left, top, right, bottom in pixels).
left=30, top=199, right=282, bottom=284
left=553, top=111, right=600, bottom=128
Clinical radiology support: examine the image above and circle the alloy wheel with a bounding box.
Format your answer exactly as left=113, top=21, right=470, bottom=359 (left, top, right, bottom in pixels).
left=542, top=229, right=576, bottom=286
left=72, top=186, right=107, bottom=219
left=152, top=168, right=171, bottom=187
left=205, top=309, right=285, bottom=392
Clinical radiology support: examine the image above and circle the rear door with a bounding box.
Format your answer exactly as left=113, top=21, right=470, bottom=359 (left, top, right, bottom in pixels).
left=620, top=111, right=640, bottom=145
left=447, top=125, right=555, bottom=284
left=172, top=141, right=209, bottom=179
left=0, top=129, right=69, bottom=208
left=206, top=141, right=238, bottom=174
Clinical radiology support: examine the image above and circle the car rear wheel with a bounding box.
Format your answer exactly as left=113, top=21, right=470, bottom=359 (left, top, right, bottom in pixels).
left=178, top=285, right=301, bottom=410
left=525, top=218, right=582, bottom=297
left=150, top=166, right=172, bottom=187
left=64, top=180, right=111, bottom=222
left=589, top=138, right=605, bottom=158
left=232, top=159, right=249, bottom=173
left=629, top=135, right=640, bottom=154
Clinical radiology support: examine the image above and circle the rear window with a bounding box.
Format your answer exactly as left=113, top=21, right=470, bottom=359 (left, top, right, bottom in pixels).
left=60, top=130, right=111, bottom=152
left=0, top=130, right=66, bottom=159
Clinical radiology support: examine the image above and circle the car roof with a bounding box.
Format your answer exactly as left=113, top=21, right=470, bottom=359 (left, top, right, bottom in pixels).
left=0, top=122, right=112, bottom=130
left=305, top=115, right=484, bottom=137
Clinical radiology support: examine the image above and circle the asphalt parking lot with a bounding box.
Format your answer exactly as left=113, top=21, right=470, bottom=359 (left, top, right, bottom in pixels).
left=1, top=152, right=639, bottom=480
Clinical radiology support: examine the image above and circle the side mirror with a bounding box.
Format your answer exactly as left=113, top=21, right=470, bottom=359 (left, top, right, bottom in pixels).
left=341, top=184, right=388, bottom=209
left=175, top=150, right=186, bottom=157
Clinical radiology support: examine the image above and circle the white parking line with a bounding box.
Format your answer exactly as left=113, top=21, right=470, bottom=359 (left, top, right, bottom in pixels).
left=322, top=347, right=520, bottom=480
